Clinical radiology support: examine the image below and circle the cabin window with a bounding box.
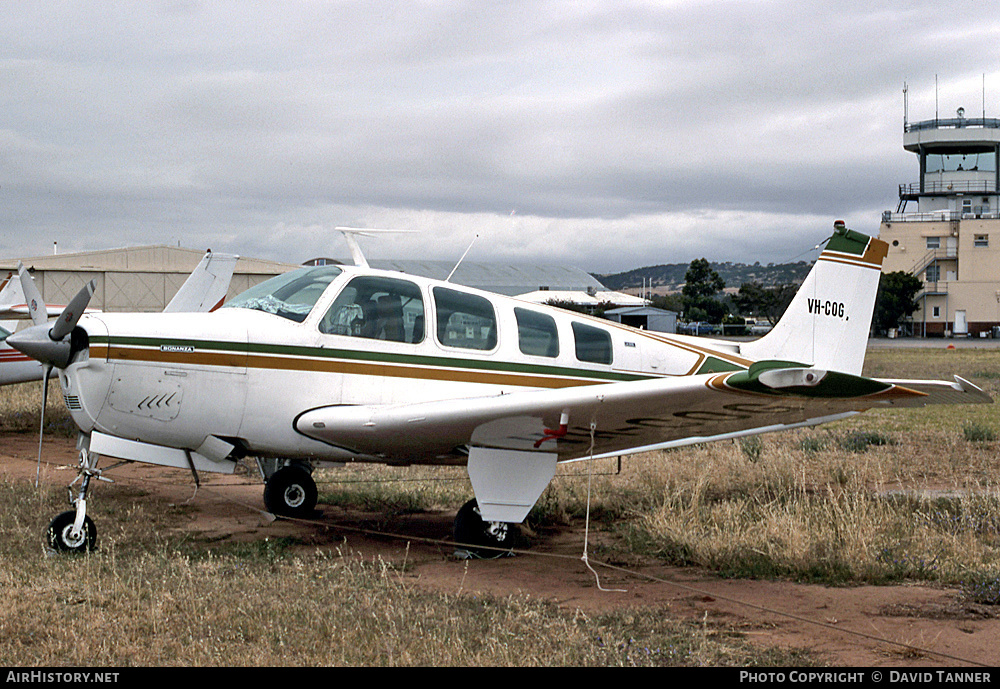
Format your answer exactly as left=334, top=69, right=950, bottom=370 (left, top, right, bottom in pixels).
left=515, top=307, right=559, bottom=358
left=572, top=322, right=613, bottom=365
left=320, top=276, right=424, bottom=343
left=224, top=266, right=343, bottom=322
left=433, top=287, right=497, bottom=351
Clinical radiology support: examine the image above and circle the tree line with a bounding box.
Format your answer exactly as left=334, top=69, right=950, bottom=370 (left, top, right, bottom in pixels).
left=639, top=258, right=922, bottom=335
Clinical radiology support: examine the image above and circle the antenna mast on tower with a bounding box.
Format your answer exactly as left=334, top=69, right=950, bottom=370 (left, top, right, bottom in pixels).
left=903, top=81, right=908, bottom=129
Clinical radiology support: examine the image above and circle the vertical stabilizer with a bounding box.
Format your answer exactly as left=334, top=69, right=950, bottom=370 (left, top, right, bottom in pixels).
left=164, top=251, right=238, bottom=313
left=740, top=222, right=888, bottom=376
left=0, top=269, right=24, bottom=310
left=0, top=270, right=18, bottom=333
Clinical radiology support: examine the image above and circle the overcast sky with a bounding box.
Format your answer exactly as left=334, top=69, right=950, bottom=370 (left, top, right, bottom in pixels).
left=1, top=1, right=998, bottom=274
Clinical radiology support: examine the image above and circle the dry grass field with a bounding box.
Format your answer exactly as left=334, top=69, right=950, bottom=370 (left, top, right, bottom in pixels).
left=0, top=344, right=998, bottom=666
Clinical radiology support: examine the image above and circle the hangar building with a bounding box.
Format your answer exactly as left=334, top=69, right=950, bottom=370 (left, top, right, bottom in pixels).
left=3, top=247, right=639, bottom=314
left=1, top=245, right=296, bottom=313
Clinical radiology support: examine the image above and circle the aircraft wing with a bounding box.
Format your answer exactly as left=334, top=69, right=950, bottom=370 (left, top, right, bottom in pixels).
left=295, top=362, right=992, bottom=465
left=163, top=251, right=238, bottom=313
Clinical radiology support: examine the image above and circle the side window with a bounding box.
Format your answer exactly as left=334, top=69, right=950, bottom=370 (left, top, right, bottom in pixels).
left=433, top=287, right=497, bottom=351
left=320, top=276, right=425, bottom=344
left=515, top=307, right=559, bottom=357
left=572, top=321, right=613, bottom=365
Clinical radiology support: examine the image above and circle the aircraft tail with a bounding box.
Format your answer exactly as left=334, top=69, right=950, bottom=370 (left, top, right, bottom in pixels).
left=163, top=251, right=238, bottom=313
left=739, top=222, right=888, bottom=376
left=0, top=269, right=21, bottom=310
left=0, top=270, right=18, bottom=333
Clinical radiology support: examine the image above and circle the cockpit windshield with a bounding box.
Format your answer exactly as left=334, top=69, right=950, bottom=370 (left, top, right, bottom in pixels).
left=223, top=266, right=343, bottom=322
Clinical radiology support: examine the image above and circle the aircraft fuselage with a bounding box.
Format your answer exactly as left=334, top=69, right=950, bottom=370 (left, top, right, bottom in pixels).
left=62, top=266, right=751, bottom=467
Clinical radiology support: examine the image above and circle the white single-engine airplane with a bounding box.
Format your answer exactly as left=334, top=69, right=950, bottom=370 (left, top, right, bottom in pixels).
left=0, top=251, right=237, bottom=387
left=7, top=223, right=992, bottom=555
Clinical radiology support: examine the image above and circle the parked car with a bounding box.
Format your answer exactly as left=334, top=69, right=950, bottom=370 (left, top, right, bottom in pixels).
left=745, top=319, right=773, bottom=335
left=679, top=321, right=720, bottom=336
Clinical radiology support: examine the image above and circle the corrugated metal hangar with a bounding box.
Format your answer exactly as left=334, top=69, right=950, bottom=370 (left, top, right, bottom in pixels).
left=1, top=245, right=297, bottom=313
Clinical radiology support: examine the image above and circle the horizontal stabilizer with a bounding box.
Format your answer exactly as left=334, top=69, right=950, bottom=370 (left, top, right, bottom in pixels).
left=873, top=376, right=992, bottom=407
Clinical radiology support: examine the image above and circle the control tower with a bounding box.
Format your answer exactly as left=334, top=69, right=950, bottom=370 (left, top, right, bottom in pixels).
left=880, top=98, right=1000, bottom=337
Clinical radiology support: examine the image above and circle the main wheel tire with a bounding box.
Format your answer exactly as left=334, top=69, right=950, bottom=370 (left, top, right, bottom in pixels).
left=453, top=498, right=518, bottom=559
left=47, top=510, right=97, bottom=553
left=263, top=466, right=318, bottom=518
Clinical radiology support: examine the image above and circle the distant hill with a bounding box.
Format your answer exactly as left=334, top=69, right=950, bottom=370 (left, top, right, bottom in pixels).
left=596, top=260, right=813, bottom=293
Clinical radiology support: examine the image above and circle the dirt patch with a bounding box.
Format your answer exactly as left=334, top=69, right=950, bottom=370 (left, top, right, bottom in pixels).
left=2, top=432, right=998, bottom=668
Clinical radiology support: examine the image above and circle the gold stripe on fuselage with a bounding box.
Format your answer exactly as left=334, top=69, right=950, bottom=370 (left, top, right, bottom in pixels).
left=93, top=344, right=627, bottom=389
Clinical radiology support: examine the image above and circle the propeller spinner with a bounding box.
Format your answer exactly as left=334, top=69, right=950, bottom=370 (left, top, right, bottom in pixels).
left=7, top=263, right=95, bottom=370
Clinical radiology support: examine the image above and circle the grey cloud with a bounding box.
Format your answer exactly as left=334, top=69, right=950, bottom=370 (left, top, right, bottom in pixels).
left=1, top=1, right=998, bottom=272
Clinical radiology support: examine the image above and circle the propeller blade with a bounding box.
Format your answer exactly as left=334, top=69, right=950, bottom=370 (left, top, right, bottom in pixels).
left=16, top=262, right=47, bottom=327
left=50, top=279, right=96, bottom=341
left=36, top=365, right=52, bottom=488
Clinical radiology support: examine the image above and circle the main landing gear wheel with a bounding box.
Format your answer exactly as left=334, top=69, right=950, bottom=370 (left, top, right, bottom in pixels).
left=47, top=510, right=97, bottom=553
left=263, top=466, right=318, bottom=519
left=453, top=498, right=518, bottom=560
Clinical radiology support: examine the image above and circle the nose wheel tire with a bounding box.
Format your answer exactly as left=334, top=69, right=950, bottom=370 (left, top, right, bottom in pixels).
left=47, top=510, right=97, bottom=553
left=263, top=466, right=318, bottom=519
left=453, top=498, right=518, bottom=559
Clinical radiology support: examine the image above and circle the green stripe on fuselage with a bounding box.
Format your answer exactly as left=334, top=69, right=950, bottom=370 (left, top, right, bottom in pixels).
left=91, top=335, right=656, bottom=384
left=694, top=356, right=747, bottom=374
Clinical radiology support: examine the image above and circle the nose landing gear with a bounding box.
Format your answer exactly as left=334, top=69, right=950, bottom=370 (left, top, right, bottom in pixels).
left=47, top=510, right=97, bottom=553
left=45, top=448, right=111, bottom=553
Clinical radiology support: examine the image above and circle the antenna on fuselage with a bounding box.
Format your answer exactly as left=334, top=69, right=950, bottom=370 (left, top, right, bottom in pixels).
left=335, top=227, right=415, bottom=268
left=446, top=234, right=479, bottom=283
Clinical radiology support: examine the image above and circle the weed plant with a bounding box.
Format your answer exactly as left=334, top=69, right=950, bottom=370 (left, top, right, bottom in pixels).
left=962, top=421, right=997, bottom=442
